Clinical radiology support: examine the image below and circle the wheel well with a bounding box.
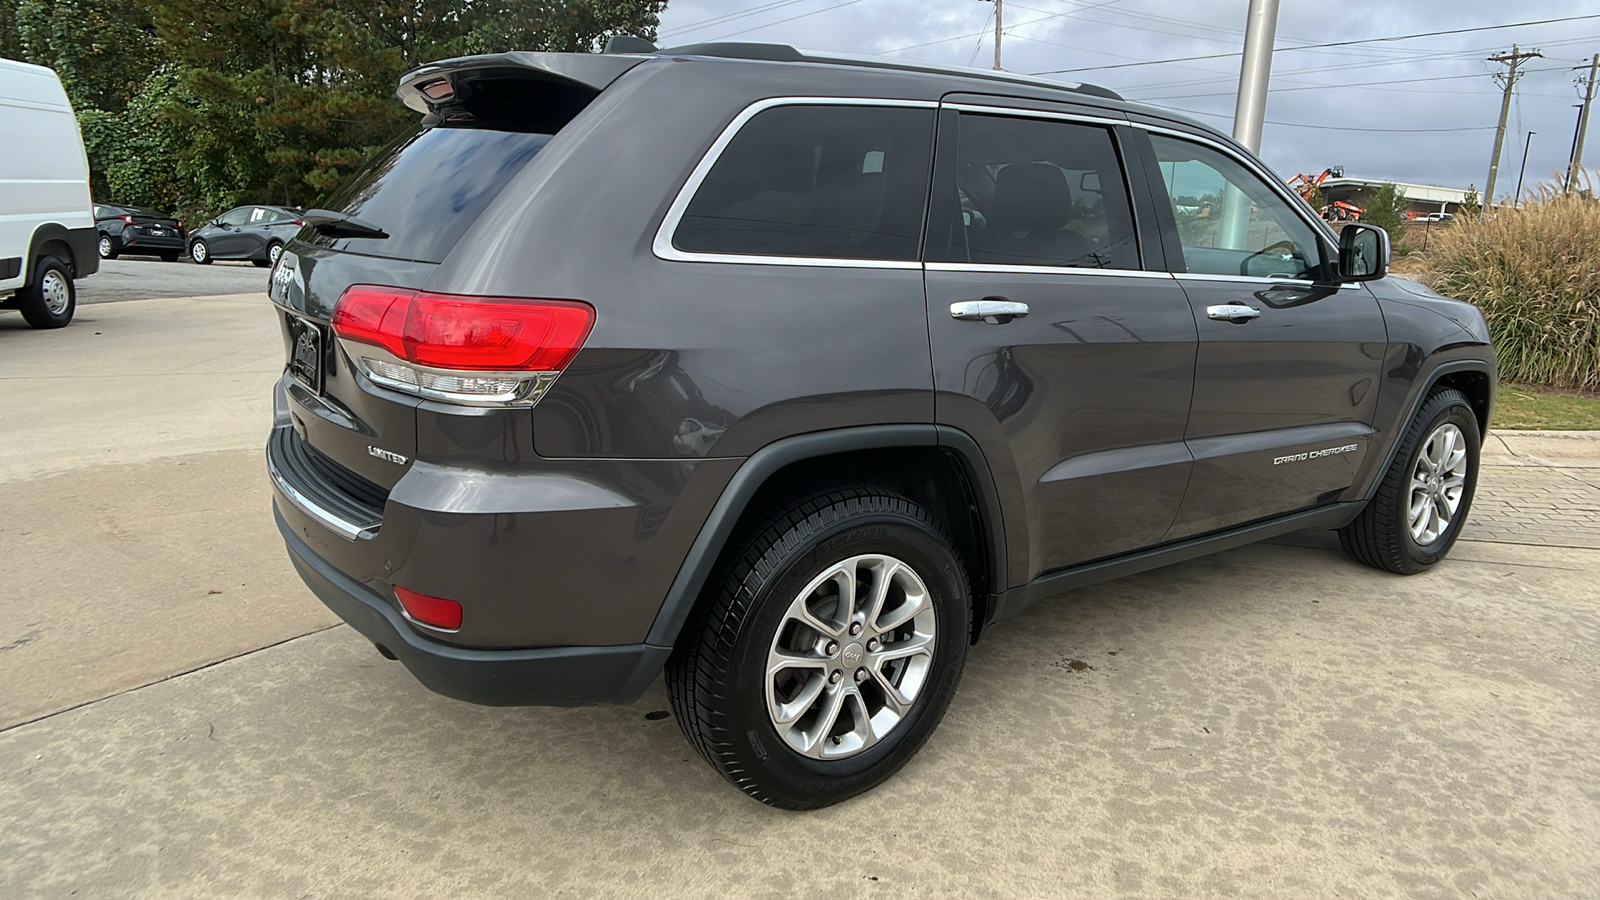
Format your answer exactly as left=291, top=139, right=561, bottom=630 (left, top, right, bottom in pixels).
left=38, top=240, right=75, bottom=276
left=727, top=446, right=997, bottom=643
left=1433, top=369, right=1492, bottom=435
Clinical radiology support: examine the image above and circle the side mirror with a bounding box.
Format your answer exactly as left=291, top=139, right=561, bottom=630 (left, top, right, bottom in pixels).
left=1338, top=223, right=1389, bottom=281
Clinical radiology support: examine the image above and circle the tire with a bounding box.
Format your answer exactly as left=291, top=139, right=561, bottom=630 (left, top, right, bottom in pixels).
left=17, top=256, right=75, bottom=329
left=1339, top=388, right=1480, bottom=574
left=190, top=239, right=212, bottom=264
left=666, top=487, right=971, bottom=809
left=159, top=251, right=180, bottom=263
left=252, top=258, right=270, bottom=268
left=97, top=234, right=117, bottom=259
left=266, top=241, right=284, bottom=266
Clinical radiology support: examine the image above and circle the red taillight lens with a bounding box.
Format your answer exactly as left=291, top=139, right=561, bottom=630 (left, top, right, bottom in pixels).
left=395, top=586, right=463, bottom=630
left=292, top=219, right=304, bottom=226
left=332, top=285, right=594, bottom=372
left=121, top=215, right=134, bottom=224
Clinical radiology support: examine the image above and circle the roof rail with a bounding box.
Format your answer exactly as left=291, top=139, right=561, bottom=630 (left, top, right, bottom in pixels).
left=651, top=42, right=1123, bottom=102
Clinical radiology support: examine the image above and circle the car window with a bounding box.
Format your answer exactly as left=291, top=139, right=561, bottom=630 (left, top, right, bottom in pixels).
left=927, top=113, right=1140, bottom=270
left=218, top=208, right=251, bottom=226
left=1148, top=134, right=1324, bottom=280
left=249, top=207, right=271, bottom=224
left=672, top=104, right=936, bottom=261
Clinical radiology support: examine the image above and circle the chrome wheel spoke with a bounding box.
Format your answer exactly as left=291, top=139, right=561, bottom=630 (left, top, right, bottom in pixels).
left=771, top=673, right=826, bottom=727
left=1407, top=422, right=1470, bottom=545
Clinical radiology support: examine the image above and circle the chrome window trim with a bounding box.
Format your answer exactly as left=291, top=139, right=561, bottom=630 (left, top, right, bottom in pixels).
left=941, top=102, right=1128, bottom=129
left=652, top=96, right=940, bottom=269
left=1133, top=121, right=1342, bottom=247
left=1175, top=272, right=1317, bottom=286
left=926, top=261, right=1172, bottom=279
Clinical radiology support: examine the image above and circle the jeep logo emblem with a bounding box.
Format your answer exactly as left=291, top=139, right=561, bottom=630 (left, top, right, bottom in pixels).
left=841, top=642, right=865, bottom=666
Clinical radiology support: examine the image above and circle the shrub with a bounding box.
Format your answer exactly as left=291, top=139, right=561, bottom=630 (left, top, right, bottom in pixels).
left=1416, top=188, right=1600, bottom=391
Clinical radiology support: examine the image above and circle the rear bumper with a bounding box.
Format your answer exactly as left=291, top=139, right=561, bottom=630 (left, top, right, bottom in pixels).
left=276, top=505, right=670, bottom=706
left=119, top=234, right=186, bottom=252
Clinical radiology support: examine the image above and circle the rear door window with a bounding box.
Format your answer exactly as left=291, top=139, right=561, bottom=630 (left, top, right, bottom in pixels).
left=928, top=113, right=1139, bottom=270
left=671, top=104, right=936, bottom=262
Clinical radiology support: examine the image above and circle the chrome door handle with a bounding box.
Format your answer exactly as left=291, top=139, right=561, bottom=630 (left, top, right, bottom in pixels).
left=951, top=299, right=1030, bottom=323
left=1206, top=303, right=1262, bottom=322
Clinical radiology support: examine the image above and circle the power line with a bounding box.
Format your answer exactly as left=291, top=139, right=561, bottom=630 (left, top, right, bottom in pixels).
left=1128, top=65, right=1569, bottom=102
left=658, top=0, right=816, bottom=39
left=1146, top=104, right=1496, bottom=133
left=1030, top=13, right=1600, bottom=75
left=699, top=0, right=867, bottom=42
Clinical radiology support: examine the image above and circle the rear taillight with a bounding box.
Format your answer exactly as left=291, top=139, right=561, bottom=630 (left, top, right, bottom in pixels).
left=394, top=586, right=463, bottom=631
left=330, top=285, right=594, bottom=407
left=121, top=215, right=134, bottom=225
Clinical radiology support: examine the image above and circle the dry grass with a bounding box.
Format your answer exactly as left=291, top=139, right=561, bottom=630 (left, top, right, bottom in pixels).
left=1412, top=187, right=1600, bottom=391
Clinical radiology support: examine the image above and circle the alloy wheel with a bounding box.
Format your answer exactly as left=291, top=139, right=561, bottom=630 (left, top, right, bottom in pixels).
left=765, top=554, right=937, bottom=760
left=1408, top=422, right=1468, bottom=544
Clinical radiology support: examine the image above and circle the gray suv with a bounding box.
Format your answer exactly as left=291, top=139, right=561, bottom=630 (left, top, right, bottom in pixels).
left=267, top=41, right=1496, bottom=809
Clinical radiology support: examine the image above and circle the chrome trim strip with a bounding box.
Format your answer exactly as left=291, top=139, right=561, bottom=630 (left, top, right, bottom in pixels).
left=941, top=102, right=1128, bottom=129
left=267, top=440, right=377, bottom=542
left=652, top=96, right=938, bottom=268
left=1175, top=272, right=1318, bottom=286
left=399, top=605, right=461, bottom=635
left=925, top=261, right=1173, bottom=279
left=338, top=339, right=561, bottom=408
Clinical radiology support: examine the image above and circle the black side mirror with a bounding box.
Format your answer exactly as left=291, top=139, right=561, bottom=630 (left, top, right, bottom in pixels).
left=1338, top=222, right=1389, bottom=281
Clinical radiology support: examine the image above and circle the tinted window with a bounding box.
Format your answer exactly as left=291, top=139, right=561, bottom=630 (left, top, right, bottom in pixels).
left=673, top=105, right=936, bottom=261
left=218, top=207, right=251, bottom=226
left=929, top=113, right=1138, bottom=270
left=1149, top=134, right=1324, bottom=279
left=310, top=127, right=553, bottom=263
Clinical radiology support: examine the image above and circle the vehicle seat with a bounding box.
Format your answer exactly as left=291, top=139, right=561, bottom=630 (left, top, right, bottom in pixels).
left=986, top=163, right=1093, bottom=265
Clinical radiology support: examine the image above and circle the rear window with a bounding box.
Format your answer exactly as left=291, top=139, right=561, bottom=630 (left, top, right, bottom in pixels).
left=308, top=127, right=552, bottom=263
left=672, top=105, right=936, bottom=261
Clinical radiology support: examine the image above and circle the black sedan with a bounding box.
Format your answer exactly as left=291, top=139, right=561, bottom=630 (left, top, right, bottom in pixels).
left=94, top=204, right=186, bottom=261
left=188, top=206, right=303, bottom=267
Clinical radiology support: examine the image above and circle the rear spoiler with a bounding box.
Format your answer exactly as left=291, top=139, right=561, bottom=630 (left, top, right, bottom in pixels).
left=396, top=52, right=648, bottom=117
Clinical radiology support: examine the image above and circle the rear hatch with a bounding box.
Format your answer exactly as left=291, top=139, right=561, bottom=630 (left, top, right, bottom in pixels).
left=270, top=52, right=643, bottom=495
left=123, top=208, right=183, bottom=239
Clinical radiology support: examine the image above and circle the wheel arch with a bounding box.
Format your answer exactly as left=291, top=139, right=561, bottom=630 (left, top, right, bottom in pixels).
left=644, top=425, right=1009, bottom=651
left=27, top=224, right=78, bottom=277
left=1358, top=359, right=1495, bottom=503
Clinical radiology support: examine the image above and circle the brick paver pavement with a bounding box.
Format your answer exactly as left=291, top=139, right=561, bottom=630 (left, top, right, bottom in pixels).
left=1463, top=433, right=1600, bottom=549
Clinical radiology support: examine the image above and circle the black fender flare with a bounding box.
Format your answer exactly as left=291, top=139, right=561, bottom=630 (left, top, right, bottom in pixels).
left=1356, top=358, right=1496, bottom=503
left=27, top=222, right=99, bottom=280
left=642, top=424, right=1009, bottom=649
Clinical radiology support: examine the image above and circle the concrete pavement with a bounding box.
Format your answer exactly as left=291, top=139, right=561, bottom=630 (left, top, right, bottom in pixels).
left=2, top=291, right=1598, bottom=897
left=77, top=257, right=271, bottom=305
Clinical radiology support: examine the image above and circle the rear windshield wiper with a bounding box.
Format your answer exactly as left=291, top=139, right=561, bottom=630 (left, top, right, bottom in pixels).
left=301, top=209, right=389, bottom=239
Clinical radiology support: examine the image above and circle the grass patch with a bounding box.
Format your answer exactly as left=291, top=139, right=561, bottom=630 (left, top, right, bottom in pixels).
left=1492, top=383, right=1600, bottom=431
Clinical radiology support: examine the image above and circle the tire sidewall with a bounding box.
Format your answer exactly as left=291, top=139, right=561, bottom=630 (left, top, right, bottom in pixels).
left=724, top=509, right=969, bottom=804
left=98, top=234, right=115, bottom=259
left=191, top=240, right=210, bottom=264
left=20, top=257, right=75, bottom=328
left=1399, top=399, right=1480, bottom=565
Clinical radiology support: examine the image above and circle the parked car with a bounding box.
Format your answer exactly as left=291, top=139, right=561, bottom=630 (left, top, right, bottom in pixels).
left=266, top=42, right=1497, bottom=810
left=188, top=205, right=302, bottom=267
left=0, top=59, right=97, bottom=328
left=93, top=204, right=186, bottom=261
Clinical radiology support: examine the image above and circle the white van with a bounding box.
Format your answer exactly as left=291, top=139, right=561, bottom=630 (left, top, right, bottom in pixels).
left=0, top=58, right=97, bottom=328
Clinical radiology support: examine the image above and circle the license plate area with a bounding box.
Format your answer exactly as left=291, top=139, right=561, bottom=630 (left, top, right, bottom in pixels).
left=286, top=313, right=325, bottom=394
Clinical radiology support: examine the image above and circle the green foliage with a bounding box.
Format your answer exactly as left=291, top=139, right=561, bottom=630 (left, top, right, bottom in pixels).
left=1303, top=184, right=1324, bottom=214
left=1460, top=185, right=1482, bottom=219
left=1361, top=182, right=1410, bottom=254
left=1418, top=189, right=1600, bottom=391
left=9, top=0, right=667, bottom=219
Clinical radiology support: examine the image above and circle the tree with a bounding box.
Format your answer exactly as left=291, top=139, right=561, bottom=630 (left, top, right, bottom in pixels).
left=1362, top=182, right=1411, bottom=253
left=1460, top=185, right=1482, bottom=218
left=1304, top=184, right=1325, bottom=215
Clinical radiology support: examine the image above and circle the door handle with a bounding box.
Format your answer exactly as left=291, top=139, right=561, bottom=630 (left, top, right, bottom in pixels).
left=951, top=298, right=1030, bottom=323
left=1206, top=303, right=1262, bottom=322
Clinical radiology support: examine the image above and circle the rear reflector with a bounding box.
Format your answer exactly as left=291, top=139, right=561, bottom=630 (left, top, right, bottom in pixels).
left=331, top=285, right=594, bottom=407
left=395, top=586, right=463, bottom=631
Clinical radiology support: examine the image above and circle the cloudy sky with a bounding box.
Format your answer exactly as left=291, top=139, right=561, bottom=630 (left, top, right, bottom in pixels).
left=654, top=0, right=1600, bottom=199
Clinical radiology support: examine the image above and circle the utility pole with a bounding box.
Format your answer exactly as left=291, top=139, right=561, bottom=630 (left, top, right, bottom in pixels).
left=1232, top=0, right=1281, bottom=153
left=993, top=0, right=1003, bottom=71
left=1514, top=131, right=1536, bottom=208
left=1567, top=53, right=1598, bottom=193
left=1485, top=45, right=1543, bottom=211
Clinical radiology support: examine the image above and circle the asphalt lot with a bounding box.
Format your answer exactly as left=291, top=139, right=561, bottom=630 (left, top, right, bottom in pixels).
left=2, top=272, right=1598, bottom=897
left=79, top=257, right=270, bottom=304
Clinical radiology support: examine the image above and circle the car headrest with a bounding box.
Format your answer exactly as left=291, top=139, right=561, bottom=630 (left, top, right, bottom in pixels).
left=992, top=162, right=1072, bottom=234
